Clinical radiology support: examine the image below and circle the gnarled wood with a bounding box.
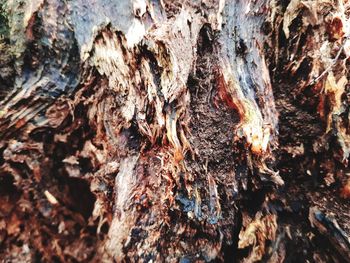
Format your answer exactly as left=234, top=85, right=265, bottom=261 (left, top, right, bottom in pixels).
left=0, top=0, right=349, bottom=262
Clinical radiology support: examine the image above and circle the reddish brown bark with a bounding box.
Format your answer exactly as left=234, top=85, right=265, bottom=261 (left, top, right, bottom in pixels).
left=0, top=0, right=349, bottom=262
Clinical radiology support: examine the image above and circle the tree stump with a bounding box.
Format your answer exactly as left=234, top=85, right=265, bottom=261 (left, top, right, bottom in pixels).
left=0, top=0, right=349, bottom=262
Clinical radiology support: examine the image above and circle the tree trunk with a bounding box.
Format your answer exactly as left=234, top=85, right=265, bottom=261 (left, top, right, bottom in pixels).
left=0, top=0, right=349, bottom=262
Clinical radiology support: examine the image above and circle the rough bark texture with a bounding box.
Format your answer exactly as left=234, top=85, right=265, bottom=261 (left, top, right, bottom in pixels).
left=0, top=0, right=349, bottom=262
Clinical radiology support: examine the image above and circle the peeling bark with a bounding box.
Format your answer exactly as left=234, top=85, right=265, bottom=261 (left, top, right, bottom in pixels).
left=0, top=0, right=349, bottom=262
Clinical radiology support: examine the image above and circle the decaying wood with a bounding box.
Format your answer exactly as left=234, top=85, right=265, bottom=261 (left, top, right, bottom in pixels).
left=0, top=0, right=349, bottom=262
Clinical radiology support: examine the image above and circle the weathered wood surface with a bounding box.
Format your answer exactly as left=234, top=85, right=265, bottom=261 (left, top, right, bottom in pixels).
left=0, top=0, right=349, bottom=262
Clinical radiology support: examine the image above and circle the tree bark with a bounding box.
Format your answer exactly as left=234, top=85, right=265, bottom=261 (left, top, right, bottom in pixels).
left=0, top=0, right=349, bottom=262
